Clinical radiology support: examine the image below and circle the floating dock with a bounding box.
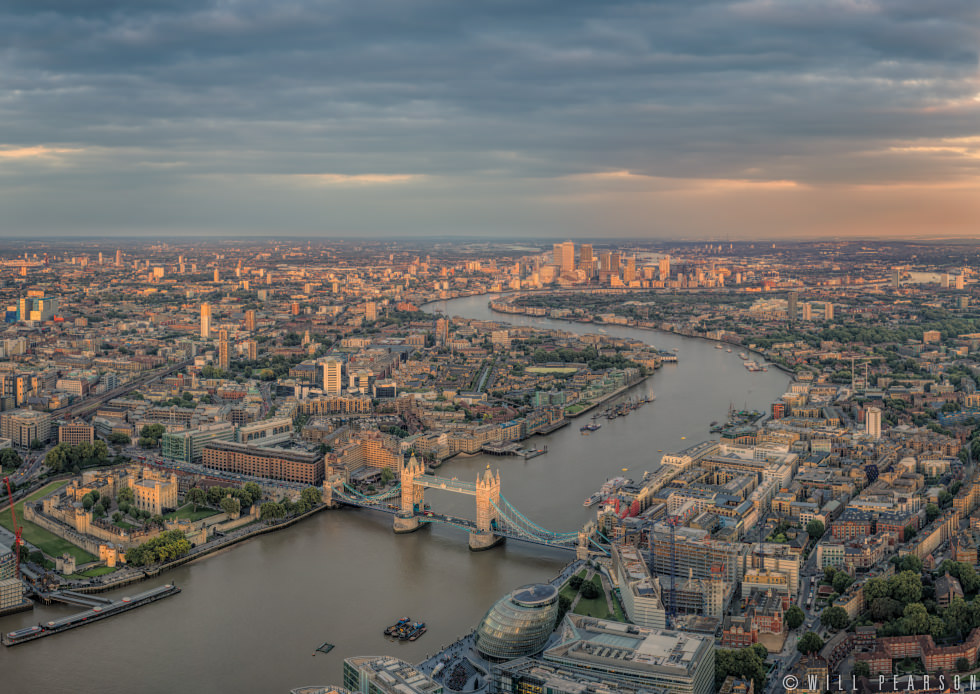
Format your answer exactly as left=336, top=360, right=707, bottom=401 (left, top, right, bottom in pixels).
left=480, top=443, right=547, bottom=459
left=2, top=583, right=181, bottom=647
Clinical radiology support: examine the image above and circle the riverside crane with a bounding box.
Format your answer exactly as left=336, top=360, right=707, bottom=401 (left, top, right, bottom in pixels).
left=4, top=476, right=23, bottom=577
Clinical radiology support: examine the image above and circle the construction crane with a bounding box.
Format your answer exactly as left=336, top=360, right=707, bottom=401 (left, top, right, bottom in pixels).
left=4, top=476, right=23, bottom=577
left=666, top=515, right=681, bottom=627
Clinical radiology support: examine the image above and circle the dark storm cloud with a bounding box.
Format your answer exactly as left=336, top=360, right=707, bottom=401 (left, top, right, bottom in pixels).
left=0, top=0, right=977, bottom=235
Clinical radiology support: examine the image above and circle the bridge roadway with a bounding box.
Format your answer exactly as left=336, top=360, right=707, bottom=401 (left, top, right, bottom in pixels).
left=330, top=490, right=578, bottom=551
left=414, top=475, right=476, bottom=495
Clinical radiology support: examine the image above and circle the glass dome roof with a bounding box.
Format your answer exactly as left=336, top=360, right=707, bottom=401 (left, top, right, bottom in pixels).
left=475, top=584, right=559, bottom=661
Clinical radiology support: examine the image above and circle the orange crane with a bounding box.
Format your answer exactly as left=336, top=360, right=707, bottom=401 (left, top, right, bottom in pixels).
left=3, top=476, right=23, bottom=577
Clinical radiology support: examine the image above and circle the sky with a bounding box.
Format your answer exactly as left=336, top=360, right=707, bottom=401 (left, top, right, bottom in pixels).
left=1, top=0, right=978, bottom=239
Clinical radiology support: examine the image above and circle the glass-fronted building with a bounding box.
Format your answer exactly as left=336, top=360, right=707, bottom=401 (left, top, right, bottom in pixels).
left=343, top=656, right=442, bottom=694
left=475, top=584, right=559, bottom=661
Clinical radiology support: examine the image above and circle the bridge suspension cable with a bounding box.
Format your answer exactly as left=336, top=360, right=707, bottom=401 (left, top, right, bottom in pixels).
left=491, top=496, right=579, bottom=544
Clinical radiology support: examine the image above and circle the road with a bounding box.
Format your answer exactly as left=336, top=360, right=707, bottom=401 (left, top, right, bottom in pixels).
left=52, top=359, right=195, bottom=420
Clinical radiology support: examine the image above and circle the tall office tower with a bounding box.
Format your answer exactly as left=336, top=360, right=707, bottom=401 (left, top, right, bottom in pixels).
left=956, top=274, right=966, bottom=290
left=892, top=268, right=901, bottom=288
left=213, top=268, right=219, bottom=283
left=291, top=302, right=300, bottom=316
left=322, top=357, right=343, bottom=395
left=787, top=292, right=798, bottom=323
left=559, top=242, right=575, bottom=276
left=624, top=257, right=636, bottom=283
left=823, top=302, right=834, bottom=320
left=98, top=252, right=103, bottom=265
left=246, top=340, right=258, bottom=361
left=659, top=255, right=670, bottom=281
left=866, top=406, right=882, bottom=440
left=245, top=309, right=256, bottom=332
left=115, top=249, right=122, bottom=267
left=436, top=317, right=449, bottom=345
left=599, top=252, right=612, bottom=273
left=552, top=243, right=562, bottom=266
left=365, top=302, right=377, bottom=321
left=218, top=330, right=229, bottom=369
left=200, top=303, right=211, bottom=339
left=579, top=244, right=593, bottom=275
left=610, top=252, right=621, bottom=275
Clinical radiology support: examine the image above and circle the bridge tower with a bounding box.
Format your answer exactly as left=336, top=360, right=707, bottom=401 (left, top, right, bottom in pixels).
left=577, top=524, right=593, bottom=560
left=394, top=454, right=424, bottom=533
left=470, top=468, right=504, bottom=551
left=321, top=470, right=346, bottom=508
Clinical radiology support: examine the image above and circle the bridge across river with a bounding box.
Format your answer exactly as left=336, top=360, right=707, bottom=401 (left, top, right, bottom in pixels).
left=325, top=456, right=596, bottom=553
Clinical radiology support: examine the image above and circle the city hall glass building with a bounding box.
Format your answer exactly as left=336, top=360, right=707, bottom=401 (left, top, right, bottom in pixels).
left=475, top=584, right=559, bottom=661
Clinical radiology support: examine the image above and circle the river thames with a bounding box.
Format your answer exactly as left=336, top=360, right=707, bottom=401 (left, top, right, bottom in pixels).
left=2, top=293, right=789, bottom=693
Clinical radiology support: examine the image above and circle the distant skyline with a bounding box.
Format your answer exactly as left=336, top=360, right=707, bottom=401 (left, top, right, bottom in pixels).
left=1, top=1, right=978, bottom=239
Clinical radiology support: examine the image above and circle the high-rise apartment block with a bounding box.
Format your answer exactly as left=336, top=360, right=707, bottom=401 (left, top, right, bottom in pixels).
left=558, top=242, right=575, bottom=276
left=579, top=244, right=593, bottom=275
left=624, top=257, right=636, bottom=283
left=435, top=318, right=449, bottom=345
left=322, top=357, right=343, bottom=395
left=866, top=406, right=882, bottom=440
left=18, top=295, right=59, bottom=322
left=200, top=303, right=211, bottom=339
left=218, top=329, right=229, bottom=369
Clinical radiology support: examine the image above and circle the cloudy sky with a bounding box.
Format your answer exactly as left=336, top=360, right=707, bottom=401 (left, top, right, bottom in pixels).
left=1, top=0, right=978, bottom=239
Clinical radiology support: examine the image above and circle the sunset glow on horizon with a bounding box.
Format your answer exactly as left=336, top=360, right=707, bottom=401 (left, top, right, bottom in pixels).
left=0, top=0, right=977, bottom=239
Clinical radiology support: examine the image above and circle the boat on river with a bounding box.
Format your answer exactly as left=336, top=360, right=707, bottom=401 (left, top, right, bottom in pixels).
left=386, top=619, right=426, bottom=641
left=384, top=617, right=411, bottom=635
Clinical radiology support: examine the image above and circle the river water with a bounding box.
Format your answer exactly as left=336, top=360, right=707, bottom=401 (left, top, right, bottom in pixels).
left=2, top=293, right=789, bottom=693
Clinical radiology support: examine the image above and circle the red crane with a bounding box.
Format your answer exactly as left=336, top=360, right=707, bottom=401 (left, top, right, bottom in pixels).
left=3, top=477, right=23, bottom=577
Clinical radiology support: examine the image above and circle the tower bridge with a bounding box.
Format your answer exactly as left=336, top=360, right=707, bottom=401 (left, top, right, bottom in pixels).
left=325, top=455, right=595, bottom=554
